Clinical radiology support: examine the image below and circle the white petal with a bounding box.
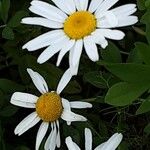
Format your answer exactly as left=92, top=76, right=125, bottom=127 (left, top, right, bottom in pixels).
left=79, top=0, right=89, bottom=10
left=118, top=8, right=137, bottom=18
left=22, top=30, right=64, bottom=51
left=51, top=0, right=75, bottom=14
left=88, top=0, right=103, bottom=13
left=37, top=35, right=68, bottom=64
left=97, top=11, right=118, bottom=28
left=98, top=133, right=123, bottom=150
left=11, top=92, right=38, bottom=104
left=105, top=11, right=118, bottom=27
left=62, top=98, right=71, bottom=111
left=74, top=142, right=81, bottom=150
left=15, top=112, right=38, bottom=135
left=70, top=102, right=92, bottom=109
left=84, top=36, right=99, bottom=62
left=18, top=116, right=40, bottom=136
left=29, top=6, right=65, bottom=23
left=22, top=17, right=63, bottom=28
left=97, top=18, right=111, bottom=28
left=97, top=29, right=125, bottom=40
left=95, top=0, right=119, bottom=15
left=37, top=46, right=61, bottom=64
left=61, top=110, right=87, bottom=122
left=117, top=16, right=138, bottom=27
left=56, top=39, right=75, bottom=66
left=45, top=122, right=57, bottom=150
left=27, top=68, right=48, bottom=94
left=56, top=121, right=61, bottom=148
left=71, top=39, right=83, bottom=67
left=74, top=0, right=89, bottom=11
left=62, top=98, right=71, bottom=125
left=69, top=64, right=79, bottom=76
left=11, top=92, right=37, bottom=108
left=98, top=14, right=138, bottom=29
left=44, top=123, right=54, bottom=150
left=66, top=0, right=76, bottom=14
left=49, top=123, right=57, bottom=150
left=91, top=31, right=108, bottom=49
left=11, top=100, right=35, bottom=108
left=94, top=143, right=106, bottom=150
left=69, top=46, right=80, bottom=76
left=74, top=0, right=81, bottom=11
left=111, top=4, right=136, bottom=17
left=30, top=0, right=67, bottom=22
left=85, top=128, right=92, bottom=150
left=65, top=137, right=80, bottom=150
left=56, top=69, right=73, bottom=94
left=36, top=122, right=49, bottom=150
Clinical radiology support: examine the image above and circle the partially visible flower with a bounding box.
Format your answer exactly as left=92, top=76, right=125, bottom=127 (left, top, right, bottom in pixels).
left=66, top=128, right=123, bottom=150
left=11, top=69, right=92, bottom=150
left=22, top=0, right=138, bottom=76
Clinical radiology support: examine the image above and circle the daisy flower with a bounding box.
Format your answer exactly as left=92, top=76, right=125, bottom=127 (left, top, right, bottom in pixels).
left=10, top=68, right=92, bottom=150
left=66, top=128, right=123, bottom=150
left=22, top=0, right=138, bottom=75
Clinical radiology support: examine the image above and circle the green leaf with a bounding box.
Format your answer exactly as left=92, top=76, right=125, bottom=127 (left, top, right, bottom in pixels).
left=127, top=47, right=143, bottom=64
left=15, top=146, right=30, bottom=150
left=145, top=0, right=150, bottom=8
left=84, top=71, right=108, bottom=88
left=63, top=80, right=81, bottom=94
left=0, top=105, right=18, bottom=117
left=105, top=82, right=148, bottom=106
left=101, top=42, right=122, bottom=63
left=0, top=79, right=25, bottom=93
left=136, top=99, right=150, bottom=115
left=2, top=26, right=14, bottom=40
left=0, top=0, right=10, bottom=23
left=144, top=123, right=150, bottom=135
left=141, top=10, right=150, bottom=44
left=135, top=42, right=150, bottom=65
left=137, top=0, right=146, bottom=10
left=8, top=11, right=29, bottom=28
left=104, top=63, right=150, bottom=85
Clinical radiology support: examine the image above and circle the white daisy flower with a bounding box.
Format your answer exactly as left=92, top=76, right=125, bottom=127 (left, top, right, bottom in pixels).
left=10, top=68, right=92, bottom=150
left=66, top=128, right=123, bottom=150
left=22, top=0, right=138, bottom=76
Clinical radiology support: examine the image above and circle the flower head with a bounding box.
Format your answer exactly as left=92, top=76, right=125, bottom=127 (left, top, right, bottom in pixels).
left=66, top=128, right=123, bottom=150
left=22, top=0, right=138, bottom=75
left=11, top=69, right=92, bottom=150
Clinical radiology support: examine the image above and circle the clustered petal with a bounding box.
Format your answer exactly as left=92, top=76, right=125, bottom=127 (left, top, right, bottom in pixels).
left=22, top=0, right=137, bottom=78
left=11, top=0, right=138, bottom=149
left=11, top=68, right=92, bottom=150
left=66, top=128, right=123, bottom=150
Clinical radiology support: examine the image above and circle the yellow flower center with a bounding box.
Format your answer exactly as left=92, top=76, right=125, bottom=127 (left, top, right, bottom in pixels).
left=36, top=92, right=63, bottom=122
left=64, top=11, right=97, bottom=40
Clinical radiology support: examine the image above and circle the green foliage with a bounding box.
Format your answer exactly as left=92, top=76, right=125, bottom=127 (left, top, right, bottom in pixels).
left=104, top=63, right=150, bottom=85
left=144, top=123, right=150, bottom=135
left=0, top=0, right=150, bottom=149
left=8, top=11, right=29, bottom=28
left=141, top=9, right=150, bottom=44
left=101, top=42, right=122, bottom=63
left=0, top=0, right=10, bottom=23
left=136, top=98, right=150, bottom=115
left=2, top=26, right=14, bottom=40
left=105, top=82, right=148, bottom=106
left=84, top=71, right=108, bottom=88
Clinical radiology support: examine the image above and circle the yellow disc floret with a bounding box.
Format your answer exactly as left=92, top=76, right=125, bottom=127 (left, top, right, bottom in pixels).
left=36, top=92, right=63, bottom=122
left=64, top=11, right=97, bottom=40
